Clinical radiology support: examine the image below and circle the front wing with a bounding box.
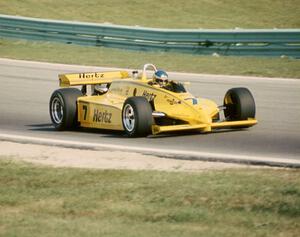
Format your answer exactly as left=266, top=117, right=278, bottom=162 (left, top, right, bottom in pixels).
left=152, top=118, right=257, bottom=134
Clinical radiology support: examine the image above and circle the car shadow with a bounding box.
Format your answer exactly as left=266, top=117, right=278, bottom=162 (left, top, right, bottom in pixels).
left=27, top=123, right=246, bottom=139
left=27, top=123, right=127, bottom=138
left=26, top=123, right=56, bottom=132
left=78, top=127, right=126, bottom=138
left=148, top=128, right=245, bottom=139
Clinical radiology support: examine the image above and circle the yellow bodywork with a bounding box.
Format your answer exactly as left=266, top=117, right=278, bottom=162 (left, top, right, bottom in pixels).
left=59, top=71, right=130, bottom=86
left=58, top=69, right=257, bottom=135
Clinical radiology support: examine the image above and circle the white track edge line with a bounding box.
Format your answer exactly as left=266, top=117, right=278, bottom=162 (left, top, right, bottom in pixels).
left=0, top=133, right=299, bottom=166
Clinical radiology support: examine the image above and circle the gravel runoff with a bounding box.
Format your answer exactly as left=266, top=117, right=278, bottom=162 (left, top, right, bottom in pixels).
left=0, top=141, right=256, bottom=172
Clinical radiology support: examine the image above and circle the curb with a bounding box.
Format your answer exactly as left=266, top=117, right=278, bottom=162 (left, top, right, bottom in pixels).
left=0, top=133, right=299, bottom=169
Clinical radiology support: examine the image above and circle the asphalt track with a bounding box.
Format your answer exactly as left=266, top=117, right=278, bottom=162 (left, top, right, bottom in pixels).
left=0, top=58, right=299, bottom=167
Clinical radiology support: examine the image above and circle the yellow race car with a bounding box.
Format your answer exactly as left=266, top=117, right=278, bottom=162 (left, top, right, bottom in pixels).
left=49, top=63, right=257, bottom=137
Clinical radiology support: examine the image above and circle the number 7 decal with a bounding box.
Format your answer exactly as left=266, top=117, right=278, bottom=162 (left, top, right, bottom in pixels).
left=82, top=105, right=88, bottom=120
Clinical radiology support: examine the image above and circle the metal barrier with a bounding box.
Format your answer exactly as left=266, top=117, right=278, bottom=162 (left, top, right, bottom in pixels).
left=0, top=14, right=299, bottom=57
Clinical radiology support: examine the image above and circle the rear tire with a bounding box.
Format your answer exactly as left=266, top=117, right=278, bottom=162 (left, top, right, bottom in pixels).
left=223, top=87, right=256, bottom=122
left=122, top=97, right=153, bottom=137
left=49, top=88, right=82, bottom=130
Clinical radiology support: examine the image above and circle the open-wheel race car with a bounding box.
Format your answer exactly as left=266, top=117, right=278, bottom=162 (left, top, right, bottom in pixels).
left=49, top=63, right=257, bottom=137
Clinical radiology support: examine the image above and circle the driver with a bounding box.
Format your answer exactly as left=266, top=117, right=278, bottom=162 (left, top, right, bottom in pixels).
left=151, top=70, right=187, bottom=93
left=152, top=70, right=169, bottom=86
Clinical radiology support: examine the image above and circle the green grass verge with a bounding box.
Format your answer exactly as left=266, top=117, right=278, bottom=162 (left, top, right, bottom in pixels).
left=1, top=1, right=299, bottom=78
left=1, top=39, right=300, bottom=78
left=0, top=159, right=299, bottom=237
left=1, top=0, right=299, bottom=29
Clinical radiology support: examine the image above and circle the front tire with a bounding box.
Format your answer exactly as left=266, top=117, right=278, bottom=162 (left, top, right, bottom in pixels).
left=49, top=88, right=82, bottom=130
left=223, top=87, right=256, bottom=122
left=122, top=97, right=153, bottom=137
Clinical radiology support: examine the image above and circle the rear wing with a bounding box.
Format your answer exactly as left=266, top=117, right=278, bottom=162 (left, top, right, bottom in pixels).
left=59, top=71, right=130, bottom=87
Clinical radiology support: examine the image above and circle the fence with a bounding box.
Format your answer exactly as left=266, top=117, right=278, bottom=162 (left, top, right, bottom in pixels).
left=0, top=14, right=299, bottom=57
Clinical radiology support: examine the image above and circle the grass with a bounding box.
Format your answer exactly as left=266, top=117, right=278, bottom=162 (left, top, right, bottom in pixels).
left=0, top=159, right=300, bottom=237
left=1, top=38, right=300, bottom=78
left=0, top=0, right=299, bottom=29
left=1, top=1, right=300, bottom=78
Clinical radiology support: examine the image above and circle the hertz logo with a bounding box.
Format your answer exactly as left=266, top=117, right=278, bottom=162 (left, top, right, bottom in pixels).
left=79, top=73, right=104, bottom=79
left=93, top=109, right=112, bottom=123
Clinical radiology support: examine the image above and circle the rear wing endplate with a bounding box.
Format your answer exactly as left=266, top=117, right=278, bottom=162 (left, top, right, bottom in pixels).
left=59, top=71, right=130, bottom=87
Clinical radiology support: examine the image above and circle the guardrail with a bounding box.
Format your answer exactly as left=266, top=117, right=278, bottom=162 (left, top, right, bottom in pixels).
left=0, top=14, right=299, bottom=57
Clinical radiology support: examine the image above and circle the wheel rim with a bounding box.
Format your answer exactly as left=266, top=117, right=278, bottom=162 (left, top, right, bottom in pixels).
left=123, top=104, right=135, bottom=132
left=51, top=96, right=64, bottom=124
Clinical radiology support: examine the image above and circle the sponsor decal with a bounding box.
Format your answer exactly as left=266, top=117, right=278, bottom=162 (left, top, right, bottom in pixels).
left=184, top=98, right=198, bottom=105
left=93, top=109, right=112, bottom=123
left=79, top=73, right=104, bottom=79
left=142, top=90, right=157, bottom=101
left=166, top=98, right=181, bottom=105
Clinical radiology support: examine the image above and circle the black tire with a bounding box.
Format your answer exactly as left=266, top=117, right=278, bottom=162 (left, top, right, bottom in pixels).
left=223, top=87, right=256, bottom=121
left=49, top=88, right=82, bottom=130
left=122, top=97, right=153, bottom=137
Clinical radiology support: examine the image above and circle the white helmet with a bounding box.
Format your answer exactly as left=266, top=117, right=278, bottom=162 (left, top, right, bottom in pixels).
left=153, top=70, right=168, bottom=85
